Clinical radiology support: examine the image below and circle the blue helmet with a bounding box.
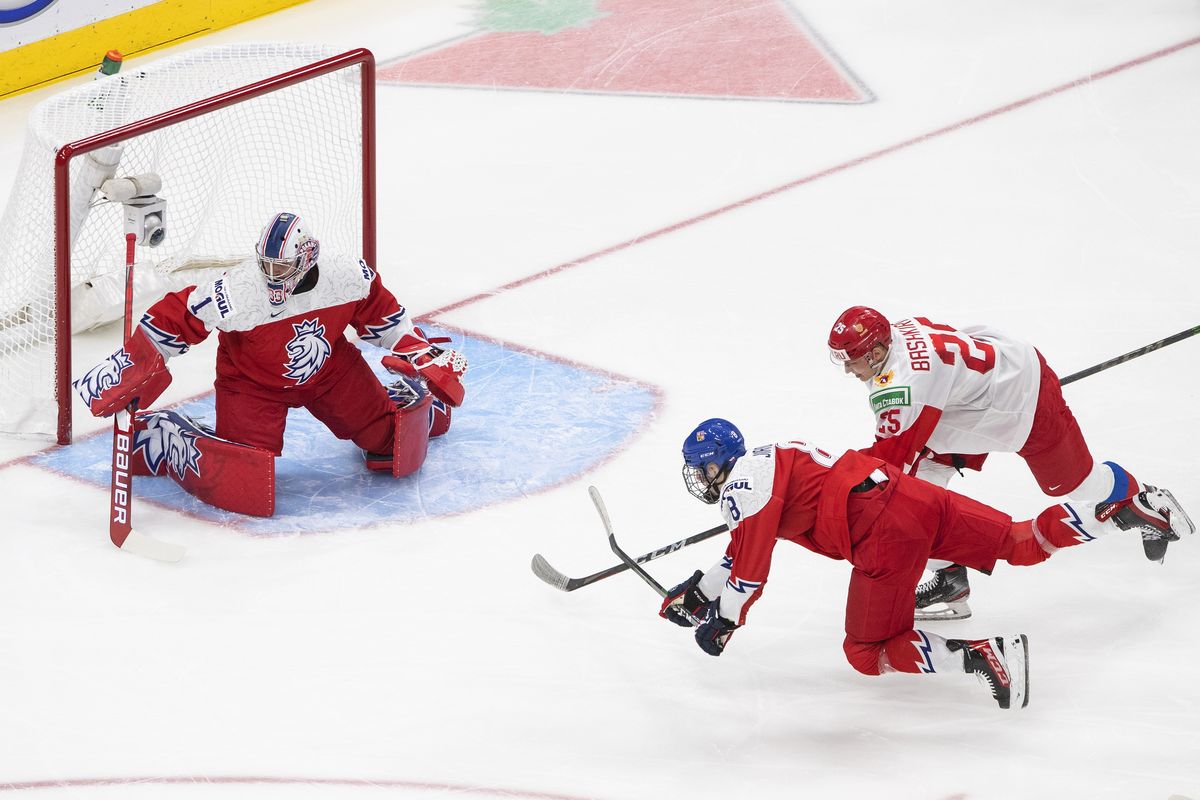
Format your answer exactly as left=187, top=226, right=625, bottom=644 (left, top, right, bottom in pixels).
left=681, top=418, right=746, bottom=504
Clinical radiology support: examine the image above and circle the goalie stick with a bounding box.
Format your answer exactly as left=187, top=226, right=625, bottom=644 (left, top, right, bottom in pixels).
left=107, top=232, right=185, bottom=563
left=530, top=518, right=727, bottom=592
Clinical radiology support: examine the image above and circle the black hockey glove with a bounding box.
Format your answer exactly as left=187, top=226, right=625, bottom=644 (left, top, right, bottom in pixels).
left=694, top=601, right=738, bottom=657
left=659, top=570, right=709, bottom=628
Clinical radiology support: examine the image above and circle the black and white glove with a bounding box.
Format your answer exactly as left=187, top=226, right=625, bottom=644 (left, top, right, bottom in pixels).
left=694, top=601, right=738, bottom=657
left=659, top=570, right=709, bottom=628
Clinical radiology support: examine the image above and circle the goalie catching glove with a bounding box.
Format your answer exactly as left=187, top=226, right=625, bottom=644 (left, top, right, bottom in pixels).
left=381, top=327, right=467, bottom=407
left=73, top=327, right=172, bottom=417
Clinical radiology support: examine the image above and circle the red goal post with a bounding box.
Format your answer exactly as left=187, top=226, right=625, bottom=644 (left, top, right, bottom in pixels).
left=0, top=44, right=376, bottom=444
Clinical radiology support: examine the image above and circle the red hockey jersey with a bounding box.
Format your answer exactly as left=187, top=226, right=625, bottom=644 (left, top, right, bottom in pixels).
left=697, top=442, right=882, bottom=625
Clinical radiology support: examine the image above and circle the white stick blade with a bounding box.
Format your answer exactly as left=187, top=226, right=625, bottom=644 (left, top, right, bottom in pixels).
left=588, top=485, right=615, bottom=536
left=120, top=529, right=186, bottom=563
left=530, top=554, right=570, bottom=591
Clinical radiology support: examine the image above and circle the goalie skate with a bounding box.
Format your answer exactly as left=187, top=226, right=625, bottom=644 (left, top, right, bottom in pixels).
left=914, top=564, right=971, bottom=621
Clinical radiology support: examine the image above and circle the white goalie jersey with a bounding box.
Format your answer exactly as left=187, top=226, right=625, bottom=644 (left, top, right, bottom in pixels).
left=186, top=252, right=381, bottom=334
left=865, top=316, right=1041, bottom=468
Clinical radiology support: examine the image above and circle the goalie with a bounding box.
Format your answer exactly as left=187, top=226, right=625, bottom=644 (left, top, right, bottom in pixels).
left=72, top=211, right=466, bottom=515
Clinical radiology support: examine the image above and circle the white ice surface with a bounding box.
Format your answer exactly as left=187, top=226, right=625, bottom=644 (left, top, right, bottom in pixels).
left=1, top=2, right=1199, bottom=798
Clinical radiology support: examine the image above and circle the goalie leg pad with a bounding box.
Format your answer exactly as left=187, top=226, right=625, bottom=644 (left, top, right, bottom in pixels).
left=132, top=410, right=275, bottom=516
left=430, top=396, right=451, bottom=438
left=389, top=373, right=451, bottom=438
left=364, top=390, right=433, bottom=477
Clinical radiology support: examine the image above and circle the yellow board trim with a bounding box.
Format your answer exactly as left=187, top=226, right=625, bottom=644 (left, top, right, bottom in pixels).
left=0, top=0, right=311, bottom=99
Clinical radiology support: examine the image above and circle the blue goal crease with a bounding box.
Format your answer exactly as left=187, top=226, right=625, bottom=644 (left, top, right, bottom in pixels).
left=35, top=329, right=657, bottom=535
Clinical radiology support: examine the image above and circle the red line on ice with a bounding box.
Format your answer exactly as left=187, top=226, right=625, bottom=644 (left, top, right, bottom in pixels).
left=424, top=35, right=1200, bottom=321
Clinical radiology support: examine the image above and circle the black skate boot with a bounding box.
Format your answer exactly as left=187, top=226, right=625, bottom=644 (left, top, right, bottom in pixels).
left=1098, top=485, right=1195, bottom=564
left=948, top=634, right=1029, bottom=710
left=914, top=564, right=971, bottom=621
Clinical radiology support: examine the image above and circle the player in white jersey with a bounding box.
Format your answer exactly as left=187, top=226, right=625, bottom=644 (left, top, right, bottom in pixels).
left=827, top=306, right=1191, bottom=619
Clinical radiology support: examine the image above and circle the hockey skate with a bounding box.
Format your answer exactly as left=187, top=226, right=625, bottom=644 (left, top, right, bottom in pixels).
left=914, top=564, right=971, bottom=621
left=1099, top=486, right=1195, bottom=563
left=948, top=634, right=1029, bottom=710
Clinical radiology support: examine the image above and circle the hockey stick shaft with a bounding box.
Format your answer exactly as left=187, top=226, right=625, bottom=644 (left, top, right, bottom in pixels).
left=588, top=486, right=702, bottom=625
left=107, top=232, right=184, bottom=562
left=590, top=486, right=670, bottom=598
left=108, top=233, right=137, bottom=549
left=1060, top=324, right=1200, bottom=386
left=531, top=522, right=728, bottom=592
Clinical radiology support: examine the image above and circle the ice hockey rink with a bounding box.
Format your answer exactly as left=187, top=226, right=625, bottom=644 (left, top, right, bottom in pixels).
left=1, top=1, right=1199, bottom=798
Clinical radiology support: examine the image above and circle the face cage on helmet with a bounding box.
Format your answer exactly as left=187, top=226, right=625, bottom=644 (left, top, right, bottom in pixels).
left=682, top=461, right=729, bottom=504
left=258, top=253, right=309, bottom=305
left=258, top=253, right=304, bottom=282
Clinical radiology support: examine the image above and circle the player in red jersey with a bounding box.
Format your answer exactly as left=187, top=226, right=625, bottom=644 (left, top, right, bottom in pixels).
left=659, top=418, right=1192, bottom=710
left=73, top=212, right=466, bottom=510
left=826, top=306, right=1189, bottom=619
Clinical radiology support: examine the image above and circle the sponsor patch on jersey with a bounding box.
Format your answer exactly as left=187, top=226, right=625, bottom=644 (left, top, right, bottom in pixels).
left=359, top=259, right=376, bottom=282
left=212, top=278, right=234, bottom=318
left=869, top=386, right=911, bottom=414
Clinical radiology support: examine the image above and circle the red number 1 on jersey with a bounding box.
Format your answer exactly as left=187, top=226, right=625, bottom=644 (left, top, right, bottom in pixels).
left=915, top=317, right=996, bottom=374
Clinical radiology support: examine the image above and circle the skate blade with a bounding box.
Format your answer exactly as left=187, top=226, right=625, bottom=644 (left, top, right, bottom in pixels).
left=1157, top=488, right=1195, bottom=537
left=1143, top=536, right=1169, bottom=564
left=914, top=599, right=972, bottom=621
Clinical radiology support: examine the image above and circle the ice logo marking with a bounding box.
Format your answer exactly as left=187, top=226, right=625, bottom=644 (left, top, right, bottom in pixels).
left=135, top=411, right=203, bottom=480
left=74, top=348, right=133, bottom=404
left=283, top=318, right=331, bottom=385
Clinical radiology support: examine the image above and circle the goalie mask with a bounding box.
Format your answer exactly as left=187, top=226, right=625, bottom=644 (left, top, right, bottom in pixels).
left=682, top=418, right=746, bottom=504
left=256, top=211, right=319, bottom=306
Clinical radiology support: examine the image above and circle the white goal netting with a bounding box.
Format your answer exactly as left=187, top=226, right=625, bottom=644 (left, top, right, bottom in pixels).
left=0, top=42, right=369, bottom=440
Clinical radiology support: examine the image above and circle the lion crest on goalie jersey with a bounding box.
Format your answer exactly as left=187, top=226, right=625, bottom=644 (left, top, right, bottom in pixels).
left=134, top=410, right=204, bottom=480
left=73, top=348, right=134, bottom=406
left=283, top=318, right=331, bottom=384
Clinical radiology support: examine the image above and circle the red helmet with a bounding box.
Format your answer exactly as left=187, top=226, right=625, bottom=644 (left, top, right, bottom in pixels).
left=828, top=306, right=891, bottom=364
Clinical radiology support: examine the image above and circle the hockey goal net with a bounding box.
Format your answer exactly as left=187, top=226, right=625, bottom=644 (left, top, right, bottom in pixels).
left=0, top=43, right=376, bottom=444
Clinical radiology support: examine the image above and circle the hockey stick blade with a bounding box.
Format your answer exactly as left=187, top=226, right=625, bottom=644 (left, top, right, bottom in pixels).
left=530, top=553, right=572, bottom=591
left=530, top=522, right=728, bottom=592
left=119, top=529, right=186, bottom=563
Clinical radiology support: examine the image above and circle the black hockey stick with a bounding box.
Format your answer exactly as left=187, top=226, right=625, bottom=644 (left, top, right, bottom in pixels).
left=531, top=518, right=727, bottom=593
left=1059, top=324, right=1200, bottom=386
left=588, top=485, right=702, bottom=625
